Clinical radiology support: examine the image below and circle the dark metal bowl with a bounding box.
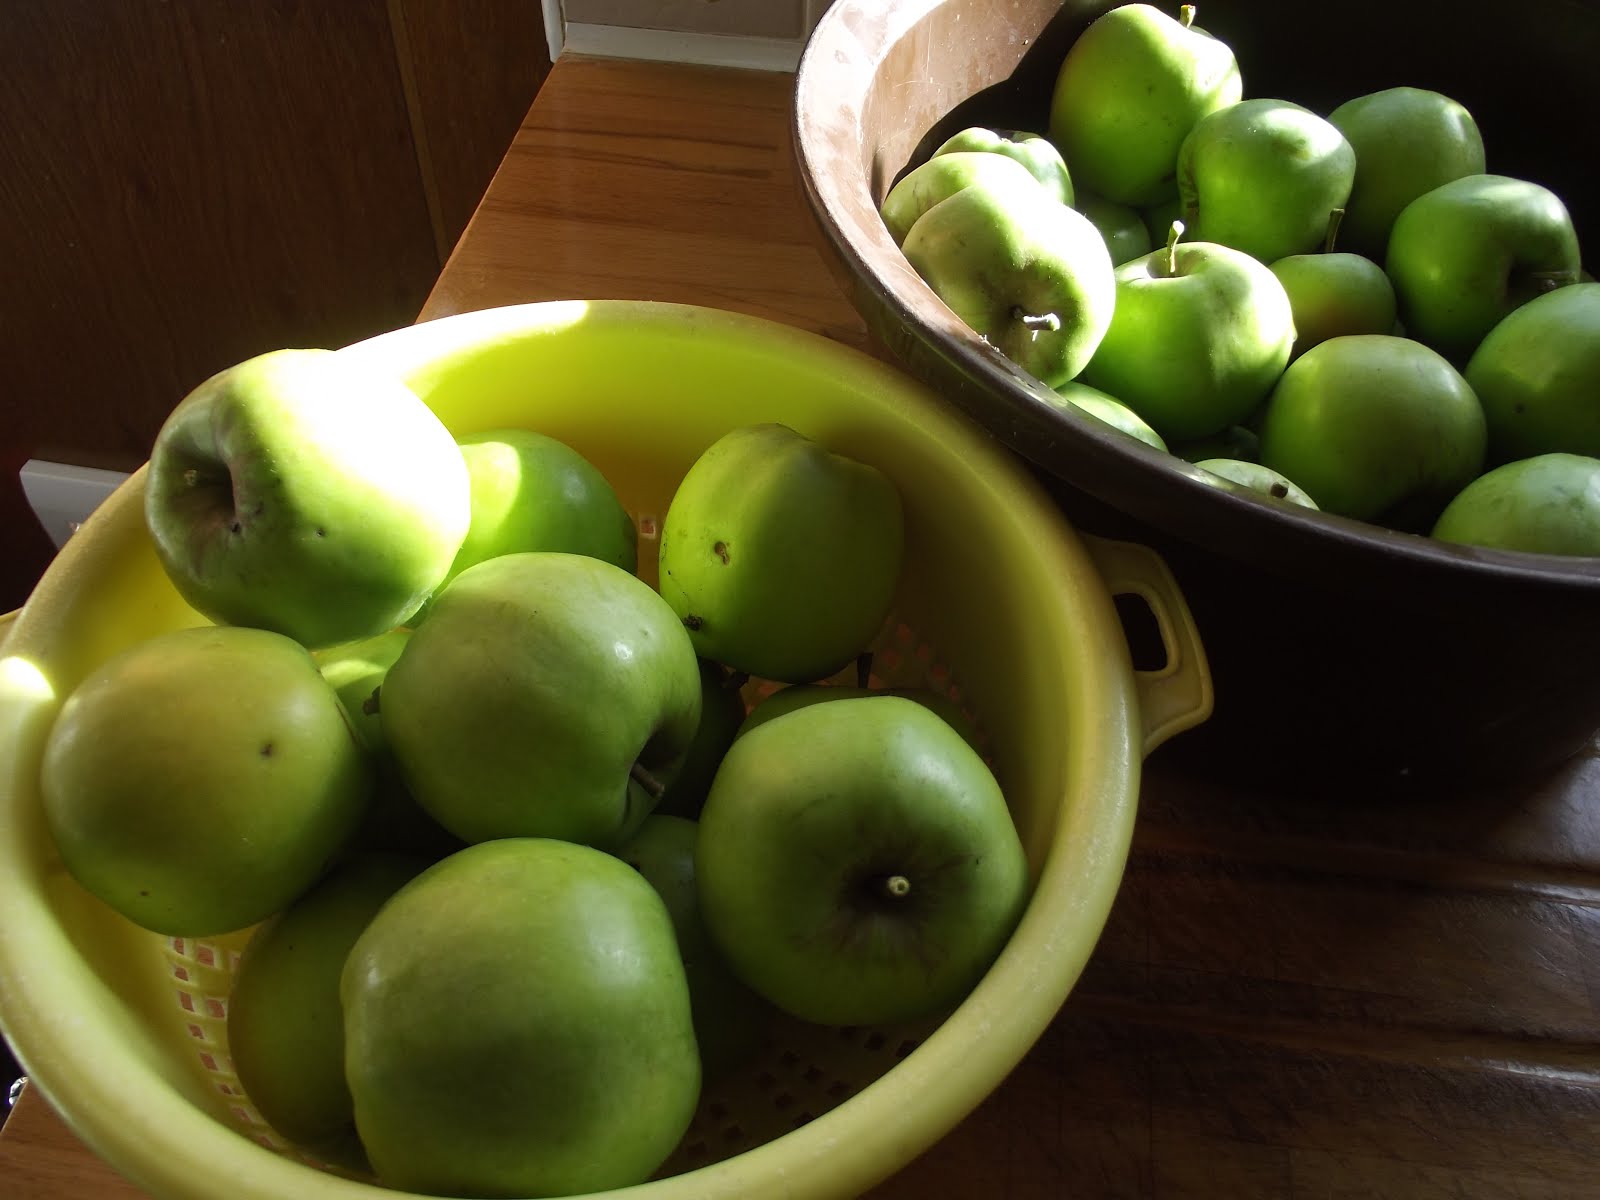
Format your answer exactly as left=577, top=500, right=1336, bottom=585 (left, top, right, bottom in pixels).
left=793, top=0, right=1600, bottom=796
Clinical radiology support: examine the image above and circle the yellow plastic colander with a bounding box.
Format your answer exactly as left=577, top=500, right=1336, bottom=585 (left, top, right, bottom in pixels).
left=0, top=301, right=1210, bottom=1200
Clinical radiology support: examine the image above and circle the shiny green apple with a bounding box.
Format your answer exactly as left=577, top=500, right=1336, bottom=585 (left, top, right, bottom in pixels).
left=657, top=423, right=905, bottom=684
left=1258, top=334, right=1486, bottom=527
left=1177, top=97, right=1356, bottom=265
left=933, top=127, right=1074, bottom=205
left=1194, top=458, right=1318, bottom=509
left=1432, top=453, right=1600, bottom=556
left=1270, top=236, right=1398, bottom=360
left=1464, top=282, right=1600, bottom=463
left=1079, top=226, right=1296, bottom=441
left=1048, top=2, right=1242, bottom=206
left=1385, top=174, right=1582, bottom=362
left=1043, top=379, right=1168, bottom=451
left=342, top=838, right=700, bottom=1197
left=144, top=349, right=470, bottom=650
left=697, top=695, right=1029, bottom=1028
left=380, top=552, right=702, bottom=848
left=901, top=181, right=1117, bottom=388
left=1327, top=86, right=1486, bottom=259
left=879, top=150, right=1043, bottom=246
left=39, top=626, right=372, bottom=936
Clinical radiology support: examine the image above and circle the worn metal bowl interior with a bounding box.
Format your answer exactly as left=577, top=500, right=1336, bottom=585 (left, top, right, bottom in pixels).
left=793, top=0, right=1600, bottom=795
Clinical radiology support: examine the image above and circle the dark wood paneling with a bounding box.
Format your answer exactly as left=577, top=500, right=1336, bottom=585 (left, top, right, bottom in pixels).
left=390, top=0, right=553, bottom=260
left=0, top=2, right=549, bottom=612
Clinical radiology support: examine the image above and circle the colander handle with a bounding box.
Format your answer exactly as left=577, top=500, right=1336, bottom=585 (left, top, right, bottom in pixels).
left=1081, top=534, right=1214, bottom=758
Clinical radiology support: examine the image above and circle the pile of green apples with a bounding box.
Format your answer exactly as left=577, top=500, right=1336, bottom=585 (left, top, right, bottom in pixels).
left=34, top=348, right=1034, bottom=1198
left=883, top=1, right=1600, bottom=555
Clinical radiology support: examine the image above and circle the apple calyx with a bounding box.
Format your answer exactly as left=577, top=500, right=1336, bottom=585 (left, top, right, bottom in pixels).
left=878, top=873, right=913, bottom=899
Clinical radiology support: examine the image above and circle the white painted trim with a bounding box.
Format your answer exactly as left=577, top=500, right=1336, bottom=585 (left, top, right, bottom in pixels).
left=559, top=22, right=803, bottom=72
left=542, top=0, right=566, bottom=63
left=20, top=460, right=131, bottom=548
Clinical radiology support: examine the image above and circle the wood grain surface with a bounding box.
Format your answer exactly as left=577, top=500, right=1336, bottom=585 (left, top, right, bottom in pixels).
left=6, top=52, right=1599, bottom=1200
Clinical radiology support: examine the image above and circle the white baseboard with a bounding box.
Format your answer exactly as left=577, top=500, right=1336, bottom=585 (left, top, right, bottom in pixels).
left=559, top=22, right=803, bottom=72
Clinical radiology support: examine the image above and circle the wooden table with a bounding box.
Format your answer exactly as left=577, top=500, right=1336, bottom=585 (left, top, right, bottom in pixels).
left=7, top=52, right=1600, bottom=1200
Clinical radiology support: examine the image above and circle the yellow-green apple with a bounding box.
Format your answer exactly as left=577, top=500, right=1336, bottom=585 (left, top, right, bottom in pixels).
left=1076, top=190, right=1154, bottom=266
left=657, top=424, right=904, bottom=684
left=1432, top=453, right=1600, bottom=556
left=932, top=127, right=1075, bottom=205
left=878, top=151, right=1043, bottom=246
left=379, top=552, right=702, bottom=848
left=1259, top=334, right=1487, bottom=527
left=1177, top=97, right=1357, bottom=265
left=1049, top=2, right=1242, bottom=206
left=143, top=349, right=470, bottom=650
left=228, top=853, right=425, bottom=1162
left=901, top=181, right=1117, bottom=387
left=39, top=626, right=372, bottom=936
left=342, top=838, right=700, bottom=1197
left=615, top=814, right=770, bottom=1080
left=1194, top=458, right=1318, bottom=508
left=696, top=695, right=1029, bottom=1028
left=433, top=427, right=637, bottom=600
left=1327, top=86, right=1486, bottom=259
left=1385, top=174, right=1582, bottom=362
left=1079, top=224, right=1296, bottom=441
left=1043, top=379, right=1168, bottom=451
left=1464, top=282, right=1600, bottom=463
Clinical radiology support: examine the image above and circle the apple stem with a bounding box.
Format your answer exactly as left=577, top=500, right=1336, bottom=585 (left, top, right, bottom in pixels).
left=855, top=651, right=874, bottom=689
left=630, top=761, right=666, bottom=801
left=723, top=670, right=750, bottom=692
left=879, top=874, right=912, bottom=899
left=1325, top=207, right=1345, bottom=255
left=1014, top=310, right=1062, bottom=334
left=1528, top=269, right=1577, bottom=295
left=1180, top=4, right=1196, bottom=28
left=1153, top=220, right=1185, bottom=279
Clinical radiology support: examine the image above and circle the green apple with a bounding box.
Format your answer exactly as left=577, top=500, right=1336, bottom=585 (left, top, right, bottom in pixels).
left=144, top=348, right=471, bottom=650
left=1464, top=282, right=1600, bottom=463
left=1079, top=225, right=1297, bottom=441
left=1326, top=86, right=1487, bottom=260
left=1043, top=379, right=1168, bottom=451
left=436, top=427, right=637, bottom=597
left=1193, top=458, right=1318, bottom=509
left=1076, top=190, right=1154, bottom=265
left=1177, top=97, right=1356, bottom=265
left=1258, top=334, right=1487, bottom=527
left=652, top=659, right=749, bottom=821
left=314, top=629, right=465, bottom=861
left=901, top=181, right=1117, bottom=387
left=879, top=151, right=1044, bottom=246
left=738, top=682, right=985, bottom=753
left=657, top=423, right=905, bottom=684
left=39, top=626, right=372, bottom=936
left=932, top=127, right=1075, bottom=205
left=616, top=815, right=771, bottom=1080
left=1269, top=216, right=1398, bottom=360
left=1049, top=2, right=1242, bottom=207
left=697, top=695, right=1030, bottom=1028
left=379, top=552, right=702, bottom=848
left=1432, top=453, right=1600, bottom=556
left=228, top=853, right=424, bottom=1160
left=342, top=838, right=700, bottom=1197
left=1385, top=174, right=1583, bottom=363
